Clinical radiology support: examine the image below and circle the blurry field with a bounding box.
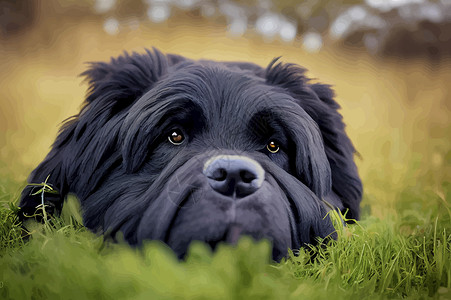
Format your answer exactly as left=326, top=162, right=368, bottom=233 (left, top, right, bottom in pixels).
left=0, top=11, right=450, bottom=300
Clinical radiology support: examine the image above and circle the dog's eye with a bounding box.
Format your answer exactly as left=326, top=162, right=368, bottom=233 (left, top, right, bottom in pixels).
left=266, top=140, right=279, bottom=153
left=168, top=129, right=185, bottom=145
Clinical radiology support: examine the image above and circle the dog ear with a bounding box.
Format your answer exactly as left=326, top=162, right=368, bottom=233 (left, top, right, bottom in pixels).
left=19, top=49, right=182, bottom=220
left=265, top=59, right=362, bottom=220
left=81, top=48, right=184, bottom=107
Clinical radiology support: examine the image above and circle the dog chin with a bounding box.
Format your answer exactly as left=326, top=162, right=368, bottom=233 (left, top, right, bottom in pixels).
left=161, top=186, right=293, bottom=260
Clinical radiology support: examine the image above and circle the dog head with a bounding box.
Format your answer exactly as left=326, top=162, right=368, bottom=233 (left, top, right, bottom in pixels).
left=19, top=49, right=362, bottom=260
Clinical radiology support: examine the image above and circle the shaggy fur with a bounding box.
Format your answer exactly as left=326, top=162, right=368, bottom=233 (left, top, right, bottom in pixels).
left=19, top=48, right=362, bottom=260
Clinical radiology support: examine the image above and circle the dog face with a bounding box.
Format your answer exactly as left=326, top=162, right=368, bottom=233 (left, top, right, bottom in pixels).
left=19, top=49, right=362, bottom=261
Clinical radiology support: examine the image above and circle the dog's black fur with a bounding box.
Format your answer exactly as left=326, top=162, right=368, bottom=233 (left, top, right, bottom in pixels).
left=19, top=49, right=362, bottom=260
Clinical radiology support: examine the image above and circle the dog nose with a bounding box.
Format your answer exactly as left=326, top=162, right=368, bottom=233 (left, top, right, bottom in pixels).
left=203, top=155, right=265, bottom=198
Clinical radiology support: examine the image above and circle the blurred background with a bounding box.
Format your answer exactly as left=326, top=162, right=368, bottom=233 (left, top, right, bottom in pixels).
left=0, top=0, right=449, bottom=218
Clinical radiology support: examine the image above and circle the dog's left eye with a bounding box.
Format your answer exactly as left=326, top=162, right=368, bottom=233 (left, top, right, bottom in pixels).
left=266, top=140, right=280, bottom=153
left=168, top=129, right=185, bottom=145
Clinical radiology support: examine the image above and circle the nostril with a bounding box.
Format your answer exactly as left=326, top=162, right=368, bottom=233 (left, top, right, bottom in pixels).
left=240, top=170, right=256, bottom=184
left=209, top=168, right=227, bottom=181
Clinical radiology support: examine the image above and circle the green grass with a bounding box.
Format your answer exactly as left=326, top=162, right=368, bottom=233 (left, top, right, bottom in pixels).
left=0, top=167, right=449, bottom=300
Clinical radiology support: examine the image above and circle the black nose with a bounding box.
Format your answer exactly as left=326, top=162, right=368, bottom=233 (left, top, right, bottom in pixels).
left=203, top=155, right=265, bottom=198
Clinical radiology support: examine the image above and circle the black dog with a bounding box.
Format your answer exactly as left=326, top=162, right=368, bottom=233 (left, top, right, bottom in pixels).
left=19, top=49, right=362, bottom=260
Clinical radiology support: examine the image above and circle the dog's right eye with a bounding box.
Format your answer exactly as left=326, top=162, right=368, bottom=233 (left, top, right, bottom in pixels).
left=168, top=129, right=185, bottom=145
